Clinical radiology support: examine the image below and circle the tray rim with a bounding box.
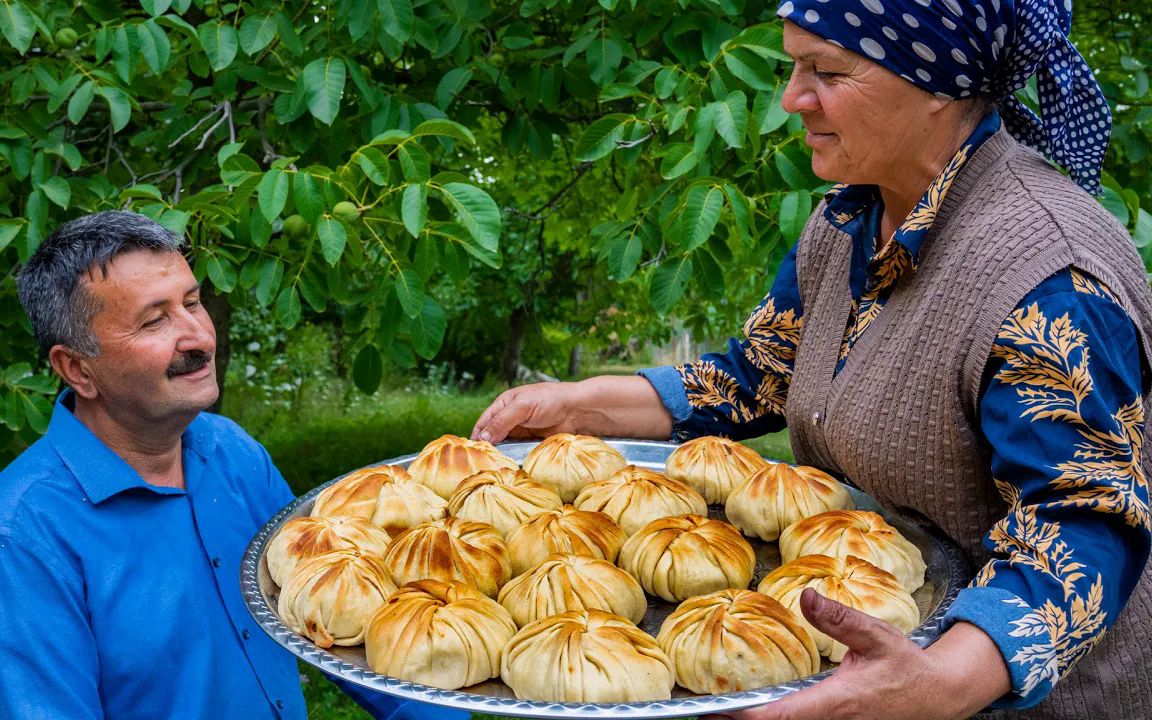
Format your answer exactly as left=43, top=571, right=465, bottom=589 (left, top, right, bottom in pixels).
left=240, top=439, right=971, bottom=718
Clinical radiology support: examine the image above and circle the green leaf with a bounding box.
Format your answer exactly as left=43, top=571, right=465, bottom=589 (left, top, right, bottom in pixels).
left=573, top=113, right=632, bottom=162
left=723, top=184, right=755, bottom=245
left=137, top=21, right=172, bottom=75
left=355, top=147, right=389, bottom=185
left=99, top=87, right=132, bottom=133
left=379, top=0, right=414, bottom=42
left=352, top=345, right=384, bottom=395
left=257, top=168, right=289, bottom=222
left=0, top=1, right=35, bottom=55
left=254, top=257, right=284, bottom=307
left=412, top=119, right=476, bottom=146
left=0, top=219, right=23, bottom=252
left=753, top=82, right=789, bottom=135
left=435, top=67, right=473, bottom=110
left=198, top=21, right=238, bottom=72
left=395, top=266, right=425, bottom=318
left=660, top=144, right=697, bottom=180
left=587, top=36, right=623, bottom=85
left=779, top=190, right=812, bottom=240
left=273, top=11, right=302, bottom=55
left=397, top=143, right=431, bottom=182
left=1133, top=208, right=1152, bottom=249
left=206, top=254, right=237, bottom=292
left=1101, top=187, right=1130, bottom=226
left=678, top=184, right=725, bottom=251
left=440, top=183, right=501, bottom=252
left=318, top=217, right=347, bottom=265
left=216, top=142, right=244, bottom=168
left=402, top=183, right=428, bottom=238
left=649, top=255, right=693, bottom=315
left=68, top=81, right=97, bottom=124
left=303, top=57, right=346, bottom=125
left=607, top=232, right=643, bottom=280
left=693, top=103, right=716, bottom=157
left=239, top=13, right=277, bottom=55
left=293, top=172, right=323, bottom=223
left=112, top=24, right=139, bottom=83
left=408, top=296, right=447, bottom=360
left=275, top=286, right=302, bottom=328
left=38, top=177, right=70, bottom=209
left=249, top=210, right=271, bottom=249
left=723, top=46, right=778, bottom=91
left=141, top=0, right=173, bottom=16
left=20, top=392, right=50, bottom=434
left=693, top=248, right=726, bottom=299
left=713, top=91, right=748, bottom=149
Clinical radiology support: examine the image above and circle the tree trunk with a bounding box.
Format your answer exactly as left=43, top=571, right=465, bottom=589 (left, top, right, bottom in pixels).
left=567, top=343, right=583, bottom=379
left=203, top=286, right=232, bottom=414
left=502, top=307, right=528, bottom=385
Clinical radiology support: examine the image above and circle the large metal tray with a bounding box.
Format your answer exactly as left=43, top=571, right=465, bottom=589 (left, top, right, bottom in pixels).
left=241, top=439, right=971, bottom=718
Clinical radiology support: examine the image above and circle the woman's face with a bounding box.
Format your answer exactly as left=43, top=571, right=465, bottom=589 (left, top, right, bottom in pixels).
left=780, top=22, right=946, bottom=187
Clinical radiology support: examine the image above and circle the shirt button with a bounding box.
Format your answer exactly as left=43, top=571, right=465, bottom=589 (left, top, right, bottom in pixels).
left=212, top=557, right=221, bottom=568
left=276, top=700, right=284, bottom=709
left=242, top=629, right=250, bottom=640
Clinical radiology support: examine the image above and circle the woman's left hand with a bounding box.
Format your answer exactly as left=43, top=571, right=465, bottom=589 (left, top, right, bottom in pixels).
left=701, top=589, right=1010, bottom=720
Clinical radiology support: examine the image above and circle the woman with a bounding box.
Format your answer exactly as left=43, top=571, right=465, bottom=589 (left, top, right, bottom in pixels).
left=472, top=2, right=1151, bottom=718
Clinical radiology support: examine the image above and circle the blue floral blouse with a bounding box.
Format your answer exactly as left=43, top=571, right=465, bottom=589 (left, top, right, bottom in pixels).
left=640, top=113, right=1151, bottom=709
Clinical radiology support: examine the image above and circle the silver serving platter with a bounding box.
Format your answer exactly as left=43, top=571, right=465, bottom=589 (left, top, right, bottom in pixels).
left=241, top=439, right=971, bottom=718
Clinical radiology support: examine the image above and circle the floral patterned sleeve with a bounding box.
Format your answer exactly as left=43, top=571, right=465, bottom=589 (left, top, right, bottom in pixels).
left=942, top=268, right=1152, bottom=709
left=638, top=244, right=804, bottom=441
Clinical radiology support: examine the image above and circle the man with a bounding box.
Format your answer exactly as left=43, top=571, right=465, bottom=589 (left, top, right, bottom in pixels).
left=0, top=211, right=465, bottom=719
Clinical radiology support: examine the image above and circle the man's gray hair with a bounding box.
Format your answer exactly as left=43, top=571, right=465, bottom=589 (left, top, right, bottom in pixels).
left=17, top=210, right=185, bottom=357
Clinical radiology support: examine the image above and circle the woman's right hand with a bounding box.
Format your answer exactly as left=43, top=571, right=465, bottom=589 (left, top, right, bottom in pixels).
left=470, top=376, right=674, bottom=443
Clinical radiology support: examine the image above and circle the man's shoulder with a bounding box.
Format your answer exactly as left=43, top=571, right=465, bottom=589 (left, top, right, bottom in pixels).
left=188, top=411, right=269, bottom=460
left=0, top=436, right=77, bottom=535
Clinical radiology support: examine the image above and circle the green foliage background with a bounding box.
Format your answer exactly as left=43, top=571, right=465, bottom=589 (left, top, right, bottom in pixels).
left=0, top=0, right=1149, bottom=450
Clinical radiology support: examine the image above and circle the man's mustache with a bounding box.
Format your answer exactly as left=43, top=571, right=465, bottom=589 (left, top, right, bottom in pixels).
left=166, top=349, right=213, bottom=379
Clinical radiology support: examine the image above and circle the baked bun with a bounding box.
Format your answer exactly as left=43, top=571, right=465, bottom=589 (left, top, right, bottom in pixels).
left=384, top=517, right=512, bottom=597
left=277, top=549, right=396, bottom=648
left=407, top=434, right=518, bottom=500
left=521, top=434, right=628, bottom=502
left=725, top=464, right=853, bottom=541
left=266, top=515, right=391, bottom=588
left=779, top=510, right=927, bottom=592
left=447, top=467, right=563, bottom=537
left=311, top=464, right=447, bottom=536
left=757, top=554, right=919, bottom=661
left=505, top=505, right=627, bottom=577
left=619, top=514, right=756, bottom=602
left=573, top=465, right=707, bottom=535
left=364, top=579, right=516, bottom=689
left=656, top=589, right=819, bottom=694
left=501, top=609, right=675, bottom=702
left=664, top=436, right=769, bottom=504
left=497, top=554, right=647, bottom=627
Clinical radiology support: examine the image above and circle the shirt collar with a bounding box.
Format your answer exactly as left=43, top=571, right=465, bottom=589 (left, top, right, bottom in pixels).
left=823, top=110, right=1003, bottom=267
left=47, top=389, right=218, bottom=504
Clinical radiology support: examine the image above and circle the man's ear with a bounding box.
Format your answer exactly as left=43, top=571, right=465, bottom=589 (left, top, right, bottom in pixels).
left=49, top=345, right=99, bottom=400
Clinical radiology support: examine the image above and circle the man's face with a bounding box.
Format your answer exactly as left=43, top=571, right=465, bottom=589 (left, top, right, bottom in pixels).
left=780, top=22, right=943, bottom=186
left=78, top=250, right=218, bottom=424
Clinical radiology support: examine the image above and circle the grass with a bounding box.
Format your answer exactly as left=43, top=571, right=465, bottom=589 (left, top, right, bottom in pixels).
left=229, top=380, right=791, bottom=719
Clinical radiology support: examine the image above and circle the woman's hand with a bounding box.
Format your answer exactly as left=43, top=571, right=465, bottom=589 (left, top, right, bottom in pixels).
left=470, top=376, right=673, bottom=443
left=701, top=589, right=1010, bottom=720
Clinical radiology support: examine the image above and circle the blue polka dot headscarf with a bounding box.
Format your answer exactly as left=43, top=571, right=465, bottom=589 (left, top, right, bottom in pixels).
left=777, top=0, right=1111, bottom=195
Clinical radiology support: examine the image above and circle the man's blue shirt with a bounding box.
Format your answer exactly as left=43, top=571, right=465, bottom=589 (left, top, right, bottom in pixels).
left=0, top=391, right=465, bottom=720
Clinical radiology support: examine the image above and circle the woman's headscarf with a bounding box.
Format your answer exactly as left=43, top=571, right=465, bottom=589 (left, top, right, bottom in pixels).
left=777, top=0, right=1110, bottom=195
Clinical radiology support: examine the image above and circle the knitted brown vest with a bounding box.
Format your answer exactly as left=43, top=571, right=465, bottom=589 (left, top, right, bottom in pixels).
left=786, top=128, right=1152, bottom=719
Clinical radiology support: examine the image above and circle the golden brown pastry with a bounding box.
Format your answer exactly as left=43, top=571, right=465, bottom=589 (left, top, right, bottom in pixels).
left=497, top=554, right=647, bottom=627
left=779, top=510, right=927, bottom=592
left=364, top=579, right=516, bottom=689
left=501, top=609, right=675, bottom=702
left=757, top=554, right=919, bottom=661
left=505, top=505, right=627, bottom=577
left=725, top=463, right=853, bottom=541
left=406, top=434, right=518, bottom=500
left=310, top=464, right=448, bottom=536
left=573, top=465, right=707, bottom=536
left=383, top=517, right=512, bottom=597
left=447, top=467, right=563, bottom=537
left=618, top=514, right=756, bottom=602
left=277, top=549, right=396, bottom=648
left=664, top=436, right=770, bottom=504
left=266, top=515, right=391, bottom=588
left=521, top=434, right=628, bottom=502
left=656, top=589, right=819, bottom=694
